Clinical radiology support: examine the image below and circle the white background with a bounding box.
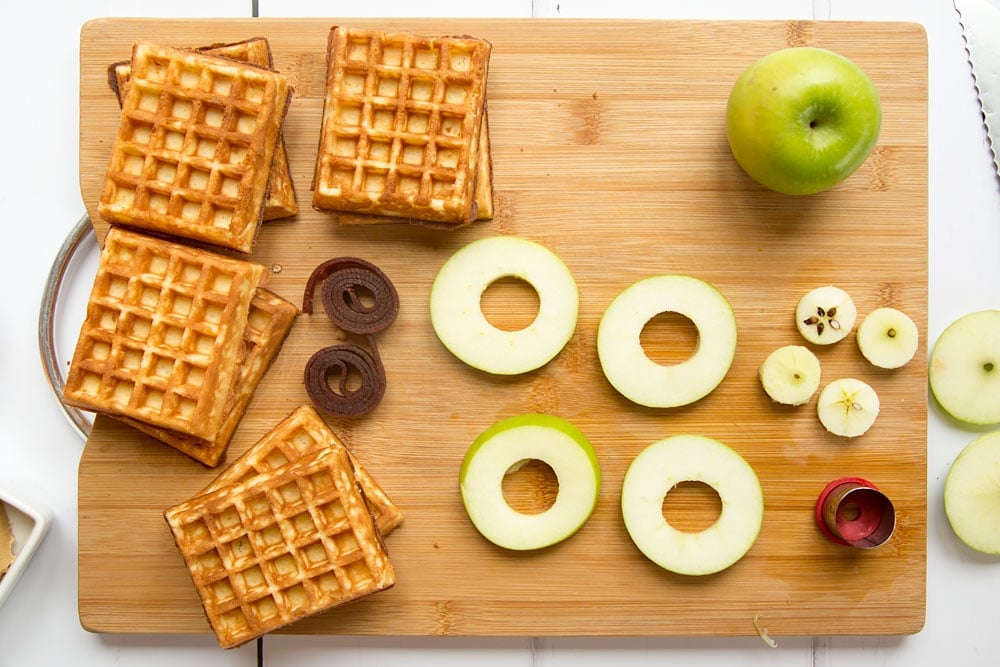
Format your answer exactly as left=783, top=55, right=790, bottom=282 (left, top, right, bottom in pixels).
left=2, top=0, right=998, bottom=665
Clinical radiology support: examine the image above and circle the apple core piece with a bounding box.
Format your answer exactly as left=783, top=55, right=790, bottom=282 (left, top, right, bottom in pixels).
left=459, top=414, right=601, bottom=550
left=795, top=285, right=857, bottom=345
left=758, top=344, right=822, bottom=405
left=597, top=275, right=737, bottom=408
left=430, top=236, right=579, bottom=375
left=816, top=378, right=880, bottom=437
left=856, top=307, right=919, bottom=369
left=929, top=309, right=1000, bottom=425
left=944, top=430, right=1000, bottom=554
left=621, top=435, right=763, bottom=576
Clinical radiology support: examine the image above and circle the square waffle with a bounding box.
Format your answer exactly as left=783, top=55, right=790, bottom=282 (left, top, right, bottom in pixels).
left=313, top=26, right=493, bottom=227
left=107, top=37, right=298, bottom=223
left=120, top=288, right=299, bottom=467
left=62, top=227, right=265, bottom=441
left=204, top=405, right=404, bottom=534
left=164, top=446, right=396, bottom=649
left=99, top=42, right=291, bottom=253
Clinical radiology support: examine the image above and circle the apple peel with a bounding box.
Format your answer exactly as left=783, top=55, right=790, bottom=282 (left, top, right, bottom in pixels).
left=753, top=613, right=779, bottom=648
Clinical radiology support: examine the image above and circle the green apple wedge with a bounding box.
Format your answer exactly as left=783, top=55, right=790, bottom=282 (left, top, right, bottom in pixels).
left=459, top=414, right=601, bottom=551
left=929, top=310, right=1000, bottom=425
left=944, top=430, right=1000, bottom=554
left=726, top=46, right=882, bottom=195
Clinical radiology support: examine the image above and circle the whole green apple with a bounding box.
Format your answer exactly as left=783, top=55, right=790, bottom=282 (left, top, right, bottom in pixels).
left=725, top=46, right=882, bottom=195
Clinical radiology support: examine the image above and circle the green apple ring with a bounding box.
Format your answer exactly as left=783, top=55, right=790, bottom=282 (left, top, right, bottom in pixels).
left=621, top=435, right=764, bottom=576
left=430, top=236, right=579, bottom=375
left=460, top=414, right=601, bottom=551
left=597, top=275, right=737, bottom=408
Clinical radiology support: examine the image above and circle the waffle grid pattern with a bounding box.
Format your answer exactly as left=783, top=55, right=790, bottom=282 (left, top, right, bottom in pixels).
left=205, top=405, right=404, bottom=533
left=108, top=38, right=297, bottom=223
left=100, top=42, right=289, bottom=252
left=314, top=27, right=492, bottom=225
left=165, top=447, right=395, bottom=649
left=63, top=228, right=263, bottom=440
left=122, top=288, right=298, bottom=466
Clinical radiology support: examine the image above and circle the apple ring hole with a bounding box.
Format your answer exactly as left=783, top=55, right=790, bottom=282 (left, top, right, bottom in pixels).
left=502, top=458, right=558, bottom=514
left=661, top=481, right=722, bottom=533
left=480, top=276, right=541, bottom=332
left=639, top=311, right=699, bottom=366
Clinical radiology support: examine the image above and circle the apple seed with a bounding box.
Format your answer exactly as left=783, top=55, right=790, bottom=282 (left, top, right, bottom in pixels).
left=803, top=305, right=843, bottom=338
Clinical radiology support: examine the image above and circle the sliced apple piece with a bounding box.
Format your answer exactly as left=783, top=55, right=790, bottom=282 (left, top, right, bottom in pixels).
left=430, top=236, right=579, bottom=375
left=459, top=414, right=601, bottom=551
left=857, top=307, right=919, bottom=369
left=621, top=434, right=764, bottom=576
left=795, top=285, right=857, bottom=345
left=929, top=310, right=1000, bottom=425
left=759, top=344, right=821, bottom=406
left=944, top=430, right=1000, bottom=554
left=597, top=275, right=737, bottom=408
left=816, top=378, right=880, bottom=437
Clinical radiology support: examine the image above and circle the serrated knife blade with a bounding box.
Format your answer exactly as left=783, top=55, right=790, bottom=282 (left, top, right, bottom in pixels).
left=956, top=0, right=1000, bottom=180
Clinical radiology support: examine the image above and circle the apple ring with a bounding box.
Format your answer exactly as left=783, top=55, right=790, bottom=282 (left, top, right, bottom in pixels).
left=597, top=274, right=737, bottom=408
left=460, top=414, right=601, bottom=550
left=430, top=236, right=579, bottom=375
left=621, top=434, right=764, bottom=576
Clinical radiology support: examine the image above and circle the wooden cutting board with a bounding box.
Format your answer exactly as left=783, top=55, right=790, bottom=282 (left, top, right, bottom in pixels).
left=77, top=17, right=928, bottom=638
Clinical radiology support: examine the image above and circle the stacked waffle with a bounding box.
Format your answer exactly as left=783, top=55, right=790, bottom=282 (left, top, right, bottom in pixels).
left=106, top=37, right=297, bottom=225
left=313, top=26, right=494, bottom=228
left=99, top=41, right=293, bottom=253
left=62, top=227, right=297, bottom=466
left=164, top=405, right=401, bottom=648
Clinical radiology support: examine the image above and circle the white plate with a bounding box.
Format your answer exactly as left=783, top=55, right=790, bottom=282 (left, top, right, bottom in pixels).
left=0, top=489, right=52, bottom=609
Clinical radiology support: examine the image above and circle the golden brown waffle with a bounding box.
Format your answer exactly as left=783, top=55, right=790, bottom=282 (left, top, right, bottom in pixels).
left=313, top=26, right=493, bottom=227
left=99, top=42, right=291, bottom=253
left=164, top=446, right=396, bottom=649
left=63, top=227, right=265, bottom=441
left=107, top=38, right=298, bottom=223
left=204, top=405, right=403, bottom=533
left=120, top=288, right=299, bottom=466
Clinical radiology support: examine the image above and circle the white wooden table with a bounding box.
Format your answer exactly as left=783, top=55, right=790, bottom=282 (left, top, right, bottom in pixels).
left=1, top=0, right=996, bottom=665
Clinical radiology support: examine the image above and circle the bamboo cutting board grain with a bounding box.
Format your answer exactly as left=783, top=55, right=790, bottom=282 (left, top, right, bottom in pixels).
left=77, top=18, right=928, bottom=637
